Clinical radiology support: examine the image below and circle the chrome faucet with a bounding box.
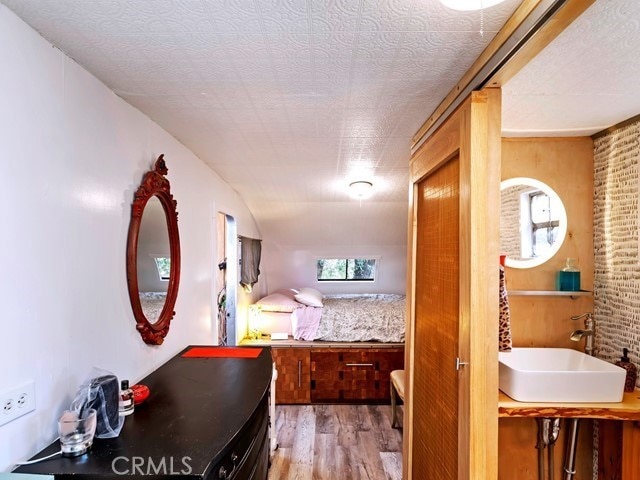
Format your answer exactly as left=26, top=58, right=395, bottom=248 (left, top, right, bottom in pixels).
left=570, top=312, right=595, bottom=356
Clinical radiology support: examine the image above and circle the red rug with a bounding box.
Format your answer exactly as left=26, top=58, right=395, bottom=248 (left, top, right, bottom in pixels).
left=182, top=346, right=263, bottom=359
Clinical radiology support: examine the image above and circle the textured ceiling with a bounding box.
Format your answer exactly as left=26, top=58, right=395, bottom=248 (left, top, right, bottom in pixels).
left=2, top=0, right=522, bottom=245
left=503, top=0, right=640, bottom=137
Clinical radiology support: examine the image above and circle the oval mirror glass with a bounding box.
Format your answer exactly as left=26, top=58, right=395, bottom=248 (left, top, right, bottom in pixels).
left=137, top=196, right=171, bottom=324
left=500, top=177, right=567, bottom=269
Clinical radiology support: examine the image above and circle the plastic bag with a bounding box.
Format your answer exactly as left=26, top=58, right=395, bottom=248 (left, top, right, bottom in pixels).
left=70, top=367, right=124, bottom=439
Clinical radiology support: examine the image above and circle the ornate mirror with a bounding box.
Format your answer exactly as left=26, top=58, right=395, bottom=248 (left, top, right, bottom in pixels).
left=500, top=177, right=567, bottom=269
left=126, top=155, right=181, bottom=345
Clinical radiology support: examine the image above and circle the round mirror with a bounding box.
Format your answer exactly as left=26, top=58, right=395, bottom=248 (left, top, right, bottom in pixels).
left=137, top=196, right=170, bottom=324
left=500, top=177, right=567, bottom=269
left=126, top=155, right=181, bottom=345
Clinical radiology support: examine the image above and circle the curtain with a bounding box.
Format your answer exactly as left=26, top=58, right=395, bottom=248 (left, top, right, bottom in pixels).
left=239, top=236, right=261, bottom=293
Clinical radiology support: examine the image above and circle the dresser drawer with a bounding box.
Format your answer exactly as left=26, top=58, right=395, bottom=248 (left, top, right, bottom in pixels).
left=310, top=348, right=404, bottom=403
left=210, top=393, right=269, bottom=480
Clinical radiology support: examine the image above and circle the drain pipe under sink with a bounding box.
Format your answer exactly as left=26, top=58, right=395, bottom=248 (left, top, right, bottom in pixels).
left=562, top=419, right=581, bottom=480
left=536, top=418, right=561, bottom=480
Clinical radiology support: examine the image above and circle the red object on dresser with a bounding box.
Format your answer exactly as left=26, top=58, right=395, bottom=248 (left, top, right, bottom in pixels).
left=181, top=346, right=263, bottom=359
left=131, top=384, right=150, bottom=405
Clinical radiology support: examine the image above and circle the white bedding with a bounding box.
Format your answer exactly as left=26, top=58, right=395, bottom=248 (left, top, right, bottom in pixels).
left=312, top=294, right=406, bottom=342
left=255, top=292, right=406, bottom=343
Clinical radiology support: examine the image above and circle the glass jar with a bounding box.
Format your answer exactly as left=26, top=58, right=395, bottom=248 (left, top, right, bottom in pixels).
left=557, top=258, right=580, bottom=291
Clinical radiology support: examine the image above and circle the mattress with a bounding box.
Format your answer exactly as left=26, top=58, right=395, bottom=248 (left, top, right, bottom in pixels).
left=254, top=292, right=406, bottom=343
left=313, top=294, right=406, bottom=343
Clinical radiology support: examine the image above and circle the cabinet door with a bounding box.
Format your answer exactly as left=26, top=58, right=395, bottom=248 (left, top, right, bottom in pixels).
left=310, top=348, right=404, bottom=403
left=272, top=348, right=310, bottom=404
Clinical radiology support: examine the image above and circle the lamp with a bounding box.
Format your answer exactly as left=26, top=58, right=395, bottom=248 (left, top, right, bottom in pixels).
left=349, top=181, right=373, bottom=200
left=439, top=0, right=508, bottom=11
left=248, top=305, right=262, bottom=340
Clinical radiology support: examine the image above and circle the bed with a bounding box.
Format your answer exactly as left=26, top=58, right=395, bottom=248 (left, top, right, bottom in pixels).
left=254, top=288, right=405, bottom=343
left=253, top=288, right=405, bottom=404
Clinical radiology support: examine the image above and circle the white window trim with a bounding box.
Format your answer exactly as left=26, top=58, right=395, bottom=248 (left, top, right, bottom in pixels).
left=314, top=256, right=381, bottom=284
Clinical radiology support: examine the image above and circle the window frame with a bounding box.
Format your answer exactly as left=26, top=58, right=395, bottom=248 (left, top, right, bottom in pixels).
left=152, top=255, right=171, bottom=281
left=315, top=257, right=379, bottom=283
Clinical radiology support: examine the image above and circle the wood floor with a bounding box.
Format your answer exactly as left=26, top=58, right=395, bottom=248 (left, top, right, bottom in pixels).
left=268, top=404, right=403, bottom=480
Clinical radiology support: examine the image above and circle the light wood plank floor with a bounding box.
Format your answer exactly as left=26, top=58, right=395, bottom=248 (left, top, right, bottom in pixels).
left=269, top=404, right=403, bottom=480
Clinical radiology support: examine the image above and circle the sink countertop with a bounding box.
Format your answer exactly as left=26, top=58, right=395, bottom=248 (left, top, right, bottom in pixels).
left=499, top=390, right=640, bottom=420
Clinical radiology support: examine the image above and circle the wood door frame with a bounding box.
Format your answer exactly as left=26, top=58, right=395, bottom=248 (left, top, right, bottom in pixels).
left=404, top=89, right=502, bottom=480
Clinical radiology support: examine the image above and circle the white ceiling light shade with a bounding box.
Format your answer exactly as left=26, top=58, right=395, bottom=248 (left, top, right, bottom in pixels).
left=439, top=0, right=509, bottom=11
left=349, top=181, right=374, bottom=200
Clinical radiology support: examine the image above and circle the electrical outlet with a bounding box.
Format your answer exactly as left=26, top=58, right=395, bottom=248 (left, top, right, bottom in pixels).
left=0, top=381, right=36, bottom=427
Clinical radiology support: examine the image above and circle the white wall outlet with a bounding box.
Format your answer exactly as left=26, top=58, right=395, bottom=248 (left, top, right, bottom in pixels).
left=0, top=381, right=36, bottom=427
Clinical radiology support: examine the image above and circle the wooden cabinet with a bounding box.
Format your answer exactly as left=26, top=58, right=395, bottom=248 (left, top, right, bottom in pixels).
left=310, top=347, right=404, bottom=403
left=272, top=347, right=311, bottom=404
left=271, top=345, right=404, bottom=404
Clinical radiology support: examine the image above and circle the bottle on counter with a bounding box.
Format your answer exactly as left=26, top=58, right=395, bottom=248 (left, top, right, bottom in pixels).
left=119, top=380, right=135, bottom=416
left=557, top=258, right=581, bottom=291
left=615, top=348, right=638, bottom=393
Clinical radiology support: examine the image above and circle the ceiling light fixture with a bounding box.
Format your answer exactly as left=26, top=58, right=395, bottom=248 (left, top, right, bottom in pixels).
left=349, top=181, right=373, bottom=200
left=438, top=0, right=508, bottom=11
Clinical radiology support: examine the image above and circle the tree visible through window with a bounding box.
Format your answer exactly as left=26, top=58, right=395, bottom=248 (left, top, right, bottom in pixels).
left=317, top=258, right=376, bottom=281
left=154, top=257, right=171, bottom=281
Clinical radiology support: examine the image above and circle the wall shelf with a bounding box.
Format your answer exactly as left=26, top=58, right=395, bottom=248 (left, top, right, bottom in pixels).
left=507, top=290, right=592, bottom=298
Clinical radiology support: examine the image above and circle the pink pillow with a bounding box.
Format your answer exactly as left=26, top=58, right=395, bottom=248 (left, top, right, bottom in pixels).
left=256, top=293, right=303, bottom=313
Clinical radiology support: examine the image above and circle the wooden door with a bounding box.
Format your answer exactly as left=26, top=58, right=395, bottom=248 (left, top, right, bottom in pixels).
left=404, top=89, right=501, bottom=480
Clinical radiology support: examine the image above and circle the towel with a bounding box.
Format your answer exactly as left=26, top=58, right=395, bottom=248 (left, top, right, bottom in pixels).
left=239, top=236, right=262, bottom=292
left=499, top=265, right=513, bottom=352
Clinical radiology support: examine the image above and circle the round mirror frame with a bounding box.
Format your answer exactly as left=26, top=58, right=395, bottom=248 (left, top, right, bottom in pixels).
left=500, top=177, right=567, bottom=269
left=126, top=155, right=181, bottom=345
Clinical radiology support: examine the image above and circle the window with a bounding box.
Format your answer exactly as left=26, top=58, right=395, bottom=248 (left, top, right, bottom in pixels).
left=154, top=256, right=171, bottom=281
left=316, top=258, right=377, bottom=282
left=528, top=191, right=560, bottom=258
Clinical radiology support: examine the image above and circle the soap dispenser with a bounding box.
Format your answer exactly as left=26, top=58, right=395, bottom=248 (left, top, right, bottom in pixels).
left=615, top=348, right=638, bottom=392
left=557, top=258, right=581, bottom=291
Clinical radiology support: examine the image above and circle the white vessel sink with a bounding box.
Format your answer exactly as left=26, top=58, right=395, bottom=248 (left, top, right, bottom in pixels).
left=499, top=348, right=626, bottom=403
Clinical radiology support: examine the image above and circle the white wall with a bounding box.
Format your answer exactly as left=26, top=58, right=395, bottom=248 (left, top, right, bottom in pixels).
left=0, top=6, right=261, bottom=470
left=260, top=201, right=408, bottom=295
left=263, top=242, right=406, bottom=295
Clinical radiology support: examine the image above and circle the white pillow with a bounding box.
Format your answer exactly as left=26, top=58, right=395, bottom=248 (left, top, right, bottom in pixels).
left=256, top=293, right=303, bottom=313
left=294, top=287, right=324, bottom=307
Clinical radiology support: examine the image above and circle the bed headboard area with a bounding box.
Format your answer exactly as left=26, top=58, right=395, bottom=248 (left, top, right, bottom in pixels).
left=252, top=288, right=405, bottom=343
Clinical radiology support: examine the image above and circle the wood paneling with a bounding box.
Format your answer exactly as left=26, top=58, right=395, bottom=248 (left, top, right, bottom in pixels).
left=599, top=420, right=640, bottom=480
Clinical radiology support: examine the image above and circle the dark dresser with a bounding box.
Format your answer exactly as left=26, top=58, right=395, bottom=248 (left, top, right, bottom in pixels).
left=15, top=346, right=272, bottom=480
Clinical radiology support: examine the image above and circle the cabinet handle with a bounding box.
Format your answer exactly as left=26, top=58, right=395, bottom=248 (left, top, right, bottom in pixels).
left=298, top=360, right=302, bottom=388
left=218, top=451, right=238, bottom=479
left=345, top=363, right=374, bottom=367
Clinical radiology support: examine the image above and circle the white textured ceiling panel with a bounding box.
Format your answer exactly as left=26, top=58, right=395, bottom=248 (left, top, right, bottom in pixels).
left=503, top=0, right=640, bottom=137
left=2, top=0, right=522, bottom=246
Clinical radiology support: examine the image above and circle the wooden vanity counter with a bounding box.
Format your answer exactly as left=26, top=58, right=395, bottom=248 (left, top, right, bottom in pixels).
left=498, top=390, right=640, bottom=420
left=499, top=390, right=640, bottom=480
